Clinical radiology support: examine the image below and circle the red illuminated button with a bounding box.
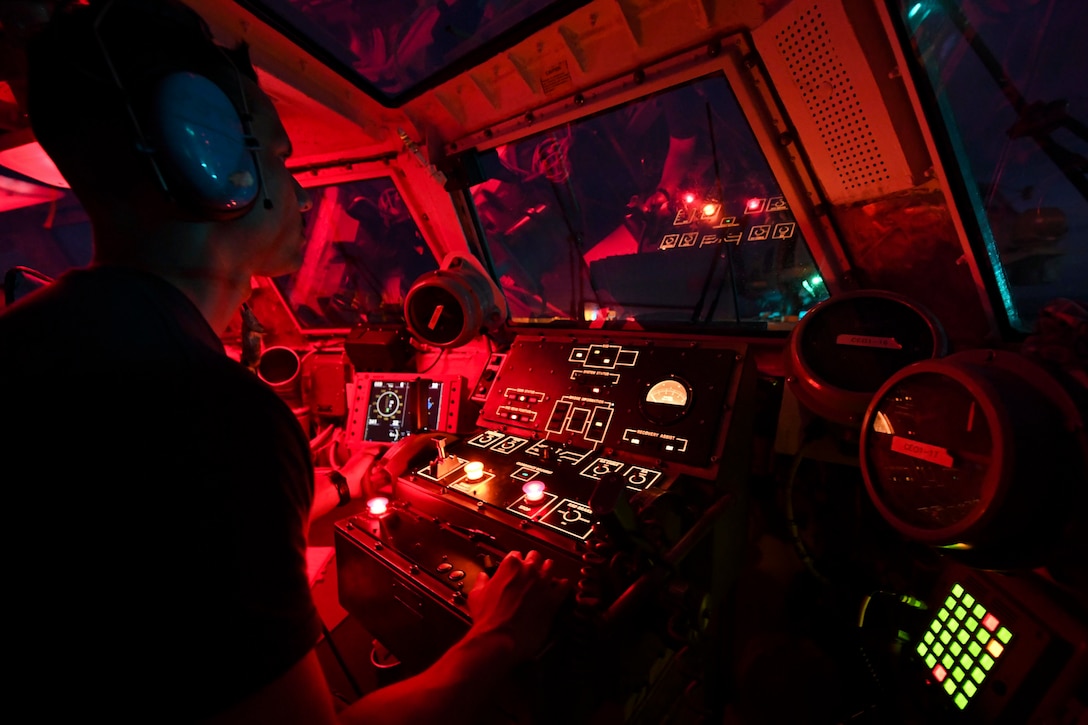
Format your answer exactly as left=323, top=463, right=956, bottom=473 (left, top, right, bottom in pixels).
left=367, top=497, right=389, bottom=516
left=982, top=613, right=999, bottom=631
left=523, top=481, right=546, bottom=502
left=933, top=664, right=947, bottom=682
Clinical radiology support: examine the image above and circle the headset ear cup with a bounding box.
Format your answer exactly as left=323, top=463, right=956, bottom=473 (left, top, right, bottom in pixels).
left=149, top=72, right=259, bottom=219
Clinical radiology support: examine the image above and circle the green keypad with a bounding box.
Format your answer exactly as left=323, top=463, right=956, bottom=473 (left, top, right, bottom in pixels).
left=916, top=582, right=1012, bottom=710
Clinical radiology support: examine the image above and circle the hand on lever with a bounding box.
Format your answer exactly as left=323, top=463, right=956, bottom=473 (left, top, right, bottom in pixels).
left=467, top=550, right=571, bottom=661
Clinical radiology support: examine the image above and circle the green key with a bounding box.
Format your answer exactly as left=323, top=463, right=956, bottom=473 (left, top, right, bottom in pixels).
left=968, top=641, right=982, bottom=657
left=997, top=627, right=1012, bottom=644
left=965, top=617, right=979, bottom=632
left=955, top=606, right=967, bottom=620
left=954, top=692, right=969, bottom=710
left=963, top=593, right=975, bottom=608
left=948, top=619, right=960, bottom=633
left=943, top=654, right=955, bottom=669
left=973, top=603, right=986, bottom=619
left=925, top=631, right=936, bottom=644
left=938, top=608, right=950, bottom=622
left=934, top=642, right=945, bottom=656
left=971, top=667, right=985, bottom=684
left=952, top=666, right=965, bottom=682
left=980, top=653, right=994, bottom=670
left=926, top=654, right=937, bottom=668
left=952, top=584, right=965, bottom=598
left=963, top=680, right=977, bottom=697
left=977, top=629, right=991, bottom=644
left=940, top=630, right=952, bottom=644
left=950, top=641, right=962, bottom=657
left=944, top=678, right=957, bottom=696
left=957, top=629, right=970, bottom=644
left=917, top=642, right=928, bottom=657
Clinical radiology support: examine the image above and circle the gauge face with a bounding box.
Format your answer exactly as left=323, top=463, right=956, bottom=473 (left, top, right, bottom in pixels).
left=640, top=377, right=692, bottom=425
left=863, top=372, right=994, bottom=535
left=374, top=390, right=403, bottom=419
left=646, top=379, right=689, bottom=407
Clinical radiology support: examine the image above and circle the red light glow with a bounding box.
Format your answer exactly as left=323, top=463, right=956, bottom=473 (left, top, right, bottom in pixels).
left=932, top=664, right=947, bottom=682
left=367, top=497, right=389, bottom=516
left=746, top=198, right=762, bottom=211
left=523, top=481, right=546, bottom=502
left=982, top=613, right=999, bottom=631
left=683, top=192, right=696, bottom=204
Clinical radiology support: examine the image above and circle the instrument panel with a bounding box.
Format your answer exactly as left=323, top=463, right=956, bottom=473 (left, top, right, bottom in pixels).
left=478, top=332, right=746, bottom=477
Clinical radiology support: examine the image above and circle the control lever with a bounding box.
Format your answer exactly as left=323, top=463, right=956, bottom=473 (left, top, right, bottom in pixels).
left=588, top=472, right=638, bottom=544
left=368, top=431, right=448, bottom=496
left=428, top=435, right=464, bottom=479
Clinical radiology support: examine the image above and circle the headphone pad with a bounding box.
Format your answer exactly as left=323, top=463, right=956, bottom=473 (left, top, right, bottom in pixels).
left=149, top=72, right=259, bottom=219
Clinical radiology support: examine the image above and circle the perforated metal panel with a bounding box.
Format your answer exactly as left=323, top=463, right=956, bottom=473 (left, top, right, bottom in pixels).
left=752, top=0, right=918, bottom=204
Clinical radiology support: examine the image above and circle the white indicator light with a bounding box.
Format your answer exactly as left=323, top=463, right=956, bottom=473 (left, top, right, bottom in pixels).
left=465, top=461, right=485, bottom=480
left=367, top=497, right=389, bottom=516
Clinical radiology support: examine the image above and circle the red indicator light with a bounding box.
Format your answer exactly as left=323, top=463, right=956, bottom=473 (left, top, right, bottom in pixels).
left=933, top=664, right=947, bottom=682
left=746, top=198, right=762, bottom=211
left=523, top=481, right=546, bottom=502
left=982, top=614, right=999, bottom=631
left=683, top=192, right=696, bottom=204
left=367, top=496, right=389, bottom=516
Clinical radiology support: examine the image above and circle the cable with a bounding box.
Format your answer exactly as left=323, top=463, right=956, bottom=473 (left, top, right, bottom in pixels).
left=784, top=440, right=830, bottom=584
left=320, top=620, right=363, bottom=699
left=416, top=347, right=446, bottom=374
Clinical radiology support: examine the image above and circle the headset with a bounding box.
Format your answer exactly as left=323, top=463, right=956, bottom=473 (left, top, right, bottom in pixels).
left=89, top=0, right=266, bottom=220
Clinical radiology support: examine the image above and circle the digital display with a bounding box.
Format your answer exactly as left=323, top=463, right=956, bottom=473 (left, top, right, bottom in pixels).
left=363, top=379, right=445, bottom=442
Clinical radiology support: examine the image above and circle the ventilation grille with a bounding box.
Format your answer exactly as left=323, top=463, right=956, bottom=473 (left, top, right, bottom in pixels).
left=752, top=0, right=916, bottom=204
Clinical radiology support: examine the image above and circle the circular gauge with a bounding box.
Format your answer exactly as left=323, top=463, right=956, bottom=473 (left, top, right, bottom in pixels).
left=374, top=390, right=402, bottom=419
left=860, top=350, right=1086, bottom=567
left=785, top=290, right=946, bottom=426
left=404, top=259, right=505, bottom=348
left=640, top=376, right=692, bottom=424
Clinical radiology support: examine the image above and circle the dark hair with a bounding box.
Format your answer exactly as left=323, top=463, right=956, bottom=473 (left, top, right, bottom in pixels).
left=26, top=0, right=258, bottom=204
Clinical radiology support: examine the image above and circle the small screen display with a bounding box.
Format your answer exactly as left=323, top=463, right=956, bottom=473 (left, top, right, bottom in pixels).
left=363, top=379, right=445, bottom=442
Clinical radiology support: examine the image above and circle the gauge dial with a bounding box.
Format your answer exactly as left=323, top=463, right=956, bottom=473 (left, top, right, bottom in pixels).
left=646, top=379, right=689, bottom=406
left=374, top=390, right=403, bottom=419
left=640, top=376, right=693, bottom=425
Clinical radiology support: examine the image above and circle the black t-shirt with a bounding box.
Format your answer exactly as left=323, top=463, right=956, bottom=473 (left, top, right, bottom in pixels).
left=0, top=266, right=321, bottom=720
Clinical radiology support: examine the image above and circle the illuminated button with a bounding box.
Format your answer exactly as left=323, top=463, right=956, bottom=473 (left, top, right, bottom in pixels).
left=925, top=654, right=938, bottom=668
left=952, top=667, right=965, bottom=683
left=966, top=617, right=979, bottom=632
left=954, top=693, right=969, bottom=710
left=933, top=642, right=944, bottom=656
left=522, top=480, right=546, bottom=502
left=963, top=680, right=977, bottom=698
left=973, top=604, right=987, bottom=619
left=986, top=640, right=1004, bottom=658
left=977, top=629, right=991, bottom=644
left=448, top=570, right=466, bottom=582
left=971, top=667, right=985, bottom=684
left=942, top=654, right=954, bottom=670
left=938, top=608, right=949, bottom=621
left=933, top=664, right=947, bottom=682
left=957, top=630, right=970, bottom=645
left=960, top=654, right=972, bottom=670
left=955, top=606, right=967, bottom=620
left=952, top=584, right=965, bottom=598
left=968, top=641, right=982, bottom=657
left=997, top=627, right=1012, bottom=644
left=940, top=631, right=952, bottom=644
left=917, top=642, right=928, bottom=657
left=366, top=496, right=389, bottom=516
left=980, top=654, right=995, bottom=670
left=962, top=593, right=975, bottom=609
left=924, top=631, right=935, bottom=644
left=436, top=562, right=453, bottom=573
left=944, top=679, right=957, bottom=696
left=950, top=642, right=962, bottom=657
left=465, top=461, right=485, bottom=480
left=982, top=613, right=999, bottom=631
left=948, top=619, right=959, bottom=633
left=945, top=596, right=957, bottom=609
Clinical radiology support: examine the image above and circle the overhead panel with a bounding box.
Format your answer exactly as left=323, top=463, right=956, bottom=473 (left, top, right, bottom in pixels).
left=752, top=0, right=921, bottom=204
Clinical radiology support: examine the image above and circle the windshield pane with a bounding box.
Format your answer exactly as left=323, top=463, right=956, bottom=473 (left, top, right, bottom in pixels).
left=468, top=74, right=829, bottom=329
left=273, top=176, right=439, bottom=330
left=896, top=0, right=1087, bottom=330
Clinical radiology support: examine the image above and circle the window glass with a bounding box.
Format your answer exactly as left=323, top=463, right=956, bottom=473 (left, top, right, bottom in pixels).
left=468, top=74, right=829, bottom=329
left=896, top=0, right=1087, bottom=330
